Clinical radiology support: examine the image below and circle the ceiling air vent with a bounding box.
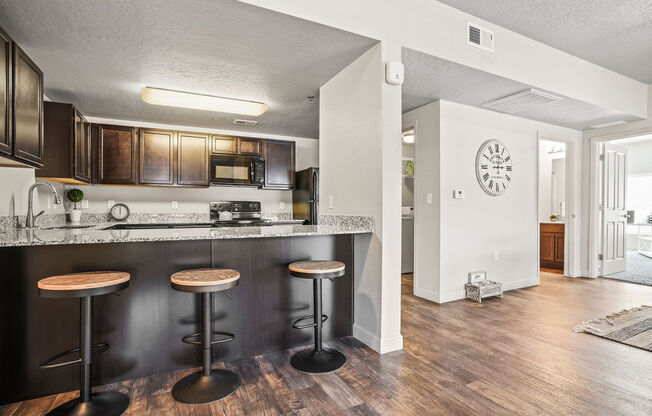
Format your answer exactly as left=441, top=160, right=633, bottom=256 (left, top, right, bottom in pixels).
left=233, top=119, right=258, bottom=126
left=482, top=89, right=562, bottom=114
left=468, top=22, right=494, bottom=52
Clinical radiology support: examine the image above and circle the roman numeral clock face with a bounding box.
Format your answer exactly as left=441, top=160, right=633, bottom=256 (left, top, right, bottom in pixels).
left=475, top=139, right=513, bottom=196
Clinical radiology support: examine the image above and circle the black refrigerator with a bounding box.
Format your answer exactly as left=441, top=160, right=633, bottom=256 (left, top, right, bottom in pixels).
left=293, top=167, right=319, bottom=224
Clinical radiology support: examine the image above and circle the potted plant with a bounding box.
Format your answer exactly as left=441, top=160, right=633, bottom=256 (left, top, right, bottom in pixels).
left=67, top=188, right=84, bottom=223
left=549, top=214, right=558, bottom=222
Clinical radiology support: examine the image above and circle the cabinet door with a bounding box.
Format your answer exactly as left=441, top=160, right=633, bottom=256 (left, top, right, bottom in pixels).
left=263, top=139, right=295, bottom=189
left=73, top=110, right=85, bottom=181
left=139, top=129, right=174, bottom=185
left=540, top=232, right=556, bottom=264
left=177, top=132, right=209, bottom=186
left=83, top=120, right=92, bottom=181
left=97, top=125, right=138, bottom=184
left=0, top=27, right=10, bottom=155
left=212, top=135, right=237, bottom=154
left=238, top=137, right=261, bottom=156
left=12, top=43, right=43, bottom=165
left=554, top=233, right=565, bottom=264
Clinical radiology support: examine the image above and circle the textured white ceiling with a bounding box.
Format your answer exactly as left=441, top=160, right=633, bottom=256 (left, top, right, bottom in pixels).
left=402, top=48, right=642, bottom=130
left=0, top=0, right=377, bottom=139
left=436, top=0, right=652, bottom=82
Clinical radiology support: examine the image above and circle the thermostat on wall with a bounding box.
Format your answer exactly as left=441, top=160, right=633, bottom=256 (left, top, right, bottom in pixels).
left=385, top=61, right=404, bottom=85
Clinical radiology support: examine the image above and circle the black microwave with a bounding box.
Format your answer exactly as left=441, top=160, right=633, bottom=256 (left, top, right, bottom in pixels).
left=210, top=155, right=265, bottom=187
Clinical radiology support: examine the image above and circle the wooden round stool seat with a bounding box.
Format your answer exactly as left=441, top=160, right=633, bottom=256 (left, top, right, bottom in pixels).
left=38, top=271, right=130, bottom=298
left=171, top=268, right=240, bottom=293
left=289, top=261, right=345, bottom=279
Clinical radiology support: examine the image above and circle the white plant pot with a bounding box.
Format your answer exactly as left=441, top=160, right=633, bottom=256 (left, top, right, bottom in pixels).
left=69, top=209, right=82, bottom=223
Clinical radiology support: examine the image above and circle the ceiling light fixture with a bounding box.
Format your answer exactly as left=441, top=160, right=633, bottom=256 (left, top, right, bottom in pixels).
left=141, top=87, right=269, bottom=116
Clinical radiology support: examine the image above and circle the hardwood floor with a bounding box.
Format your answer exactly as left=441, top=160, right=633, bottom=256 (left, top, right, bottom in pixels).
left=3, top=272, right=652, bottom=415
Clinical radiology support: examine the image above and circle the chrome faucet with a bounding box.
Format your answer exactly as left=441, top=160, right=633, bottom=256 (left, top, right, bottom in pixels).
left=25, top=182, right=62, bottom=228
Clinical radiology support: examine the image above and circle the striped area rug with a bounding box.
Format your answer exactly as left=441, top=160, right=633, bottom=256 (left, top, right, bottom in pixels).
left=574, top=306, right=652, bottom=351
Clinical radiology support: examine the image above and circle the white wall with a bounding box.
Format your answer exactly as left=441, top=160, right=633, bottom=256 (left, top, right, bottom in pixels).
left=404, top=100, right=582, bottom=303
left=552, top=158, right=566, bottom=217
left=241, top=0, right=648, bottom=119
left=0, top=167, right=66, bottom=217
left=320, top=43, right=403, bottom=353
left=538, top=152, right=552, bottom=222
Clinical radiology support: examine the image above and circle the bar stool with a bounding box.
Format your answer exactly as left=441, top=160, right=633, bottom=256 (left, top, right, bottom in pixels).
left=288, top=260, right=346, bottom=374
left=170, top=268, right=241, bottom=404
left=38, top=271, right=130, bottom=416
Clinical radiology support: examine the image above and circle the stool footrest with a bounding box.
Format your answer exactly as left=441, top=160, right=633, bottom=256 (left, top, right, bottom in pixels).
left=182, top=331, right=235, bottom=346
left=40, top=343, right=110, bottom=370
left=292, top=314, right=328, bottom=329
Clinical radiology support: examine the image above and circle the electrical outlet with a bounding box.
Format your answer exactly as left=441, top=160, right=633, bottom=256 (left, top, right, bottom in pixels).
left=494, top=250, right=500, bottom=261
left=108, top=200, right=115, bottom=209
left=426, top=193, right=433, bottom=204
left=81, top=200, right=89, bottom=209
left=329, top=195, right=334, bottom=209
left=280, top=201, right=285, bottom=210
left=453, top=190, right=465, bottom=199
left=172, top=201, right=178, bottom=209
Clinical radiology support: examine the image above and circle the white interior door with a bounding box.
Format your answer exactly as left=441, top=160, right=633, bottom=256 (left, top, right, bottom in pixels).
left=601, top=143, right=627, bottom=275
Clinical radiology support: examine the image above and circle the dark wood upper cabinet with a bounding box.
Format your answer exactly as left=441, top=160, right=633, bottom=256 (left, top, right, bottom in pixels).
left=96, top=124, right=138, bottom=184
left=238, top=137, right=262, bottom=156
left=12, top=43, right=43, bottom=166
left=83, top=119, right=91, bottom=180
left=263, top=139, right=295, bottom=189
left=177, top=132, right=209, bottom=186
left=139, top=129, right=174, bottom=185
left=36, top=102, right=90, bottom=183
left=0, top=27, right=10, bottom=156
left=212, top=135, right=237, bottom=154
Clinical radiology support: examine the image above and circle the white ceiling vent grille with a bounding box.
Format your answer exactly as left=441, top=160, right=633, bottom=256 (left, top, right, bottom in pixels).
left=233, top=119, right=258, bottom=126
left=482, top=89, right=562, bottom=114
left=467, top=22, right=494, bottom=52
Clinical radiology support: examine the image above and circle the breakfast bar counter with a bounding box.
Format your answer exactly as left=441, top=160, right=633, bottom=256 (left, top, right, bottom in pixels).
left=0, top=217, right=373, bottom=404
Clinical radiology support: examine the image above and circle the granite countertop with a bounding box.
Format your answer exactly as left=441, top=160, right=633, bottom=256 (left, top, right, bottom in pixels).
left=540, top=221, right=565, bottom=224
left=0, top=216, right=374, bottom=248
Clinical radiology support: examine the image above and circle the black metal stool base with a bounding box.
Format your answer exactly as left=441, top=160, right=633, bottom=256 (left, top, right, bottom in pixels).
left=290, top=347, right=346, bottom=374
left=45, top=391, right=130, bottom=416
left=171, top=369, right=241, bottom=404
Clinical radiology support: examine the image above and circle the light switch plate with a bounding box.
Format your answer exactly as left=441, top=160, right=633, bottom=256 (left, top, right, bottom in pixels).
left=108, top=200, right=115, bottom=209
left=280, top=201, right=285, bottom=209
left=426, top=193, right=433, bottom=204
left=329, top=195, right=334, bottom=209
left=172, top=201, right=178, bottom=209
left=81, top=200, right=89, bottom=209
left=453, top=190, right=465, bottom=199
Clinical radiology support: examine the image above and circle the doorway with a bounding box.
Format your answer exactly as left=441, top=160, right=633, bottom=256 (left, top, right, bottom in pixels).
left=590, top=133, right=652, bottom=284
left=538, top=140, right=567, bottom=275
left=401, top=127, right=415, bottom=279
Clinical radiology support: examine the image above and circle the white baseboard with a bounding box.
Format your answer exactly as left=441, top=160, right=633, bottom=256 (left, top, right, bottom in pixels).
left=415, top=277, right=540, bottom=304
left=352, top=324, right=403, bottom=354
left=413, top=286, right=439, bottom=303
left=502, top=277, right=539, bottom=291
left=353, top=324, right=381, bottom=352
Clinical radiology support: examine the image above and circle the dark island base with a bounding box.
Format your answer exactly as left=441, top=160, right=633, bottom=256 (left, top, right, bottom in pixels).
left=0, top=235, right=354, bottom=404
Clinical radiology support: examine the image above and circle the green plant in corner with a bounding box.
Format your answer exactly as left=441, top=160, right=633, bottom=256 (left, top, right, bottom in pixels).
left=549, top=214, right=558, bottom=222
left=66, top=188, right=84, bottom=209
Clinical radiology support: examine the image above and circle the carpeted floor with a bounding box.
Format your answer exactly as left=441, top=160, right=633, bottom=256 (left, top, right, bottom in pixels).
left=606, top=251, right=652, bottom=286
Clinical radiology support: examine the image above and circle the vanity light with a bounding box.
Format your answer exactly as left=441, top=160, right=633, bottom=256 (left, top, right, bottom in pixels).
left=141, top=87, right=269, bottom=116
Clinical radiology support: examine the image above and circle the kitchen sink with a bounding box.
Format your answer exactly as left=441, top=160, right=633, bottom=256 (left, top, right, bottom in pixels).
left=44, top=224, right=96, bottom=230
left=103, top=223, right=216, bottom=230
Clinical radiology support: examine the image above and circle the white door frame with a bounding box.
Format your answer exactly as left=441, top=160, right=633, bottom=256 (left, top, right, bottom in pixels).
left=588, top=126, right=652, bottom=278
left=537, top=133, right=580, bottom=277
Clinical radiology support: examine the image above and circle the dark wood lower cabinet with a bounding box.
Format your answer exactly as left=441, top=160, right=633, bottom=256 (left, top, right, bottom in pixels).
left=0, top=235, right=354, bottom=404
left=540, top=223, right=564, bottom=270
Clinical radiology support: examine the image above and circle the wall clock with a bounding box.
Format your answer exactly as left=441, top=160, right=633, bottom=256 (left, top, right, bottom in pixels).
left=110, top=203, right=131, bottom=221
left=475, top=139, right=513, bottom=196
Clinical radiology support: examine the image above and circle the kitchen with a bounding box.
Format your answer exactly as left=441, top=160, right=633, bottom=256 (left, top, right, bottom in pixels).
left=0, top=1, right=379, bottom=413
